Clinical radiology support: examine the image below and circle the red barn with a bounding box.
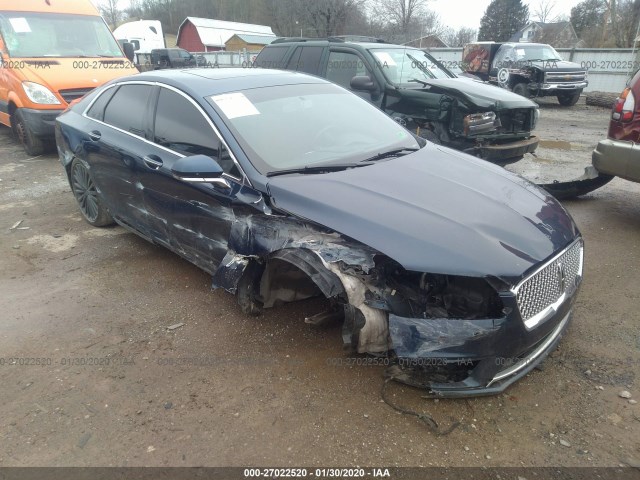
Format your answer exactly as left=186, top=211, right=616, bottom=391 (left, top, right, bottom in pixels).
left=177, top=17, right=276, bottom=52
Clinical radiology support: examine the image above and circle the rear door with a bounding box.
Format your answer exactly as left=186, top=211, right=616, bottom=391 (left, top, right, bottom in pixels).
left=84, top=82, right=155, bottom=230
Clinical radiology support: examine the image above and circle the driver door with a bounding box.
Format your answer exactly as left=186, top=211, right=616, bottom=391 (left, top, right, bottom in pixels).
left=137, top=86, right=241, bottom=273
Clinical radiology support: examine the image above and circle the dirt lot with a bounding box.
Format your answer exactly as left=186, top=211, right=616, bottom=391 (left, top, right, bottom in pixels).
left=0, top=98, right=639, bottom=469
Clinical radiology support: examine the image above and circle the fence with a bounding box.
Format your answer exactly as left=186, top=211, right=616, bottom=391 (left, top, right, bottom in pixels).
left=136, top=50, right=261, bottom=70
left=426, top=47, right=640, bottom=93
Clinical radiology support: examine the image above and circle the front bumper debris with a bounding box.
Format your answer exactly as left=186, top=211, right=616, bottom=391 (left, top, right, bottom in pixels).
left=475, top=135, right=539, bottom=164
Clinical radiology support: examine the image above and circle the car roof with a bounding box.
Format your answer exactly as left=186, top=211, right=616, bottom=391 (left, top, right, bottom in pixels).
left=269, top=39, right=417, bottom=51
left=502, top=42, right=550, bottom=47
left=115, top=68, right=329, bottom=97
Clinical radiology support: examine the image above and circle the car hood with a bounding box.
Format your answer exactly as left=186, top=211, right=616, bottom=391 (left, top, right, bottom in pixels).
left=267, top=144, right=578, bottom=283
left=12, top=58, right=138, bottom=104
left=409, top=77, right=537, bottom=110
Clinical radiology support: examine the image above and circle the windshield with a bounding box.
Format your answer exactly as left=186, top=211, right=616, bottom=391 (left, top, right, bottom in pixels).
left=0, top=12, right=124, bottom=58
left=369, top=48, right=454, bottom=85
left=208, top=83, right=419, bottom=175
left=511, top=44, right=562, bottom=62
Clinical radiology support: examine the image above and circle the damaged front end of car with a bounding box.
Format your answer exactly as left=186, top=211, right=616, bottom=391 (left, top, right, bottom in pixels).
left=210, top=210, right=583, bottom=398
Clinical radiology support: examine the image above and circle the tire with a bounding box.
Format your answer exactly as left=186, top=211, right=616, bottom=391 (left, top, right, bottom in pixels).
left=70, top=158, right=114, bottom=227
left=512, top=82, right=530, bottom=98
left=557, top=90, right=581, bottom=107
left=12, top=109, right=45, bottom=156
left=237, top=261, right=263, bottom=316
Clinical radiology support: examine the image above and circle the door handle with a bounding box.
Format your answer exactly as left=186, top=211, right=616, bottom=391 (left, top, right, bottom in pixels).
left=88, top=130, right=101, bottom=141
left=143, top=155, right=163, bottom=169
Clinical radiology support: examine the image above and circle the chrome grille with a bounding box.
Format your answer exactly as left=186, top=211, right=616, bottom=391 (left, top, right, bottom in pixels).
left=545, top=71, right=587, bottom=84
left=59, top=88, right=94, bottom=104
left=515, top=240, right=583, bottom=328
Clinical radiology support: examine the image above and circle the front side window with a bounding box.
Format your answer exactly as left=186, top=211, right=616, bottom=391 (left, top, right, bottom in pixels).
left=0, top=12, right=123, bottom=58
left=326, top=51, right=369, bottom=89
left=103, top=85, right=153, bottom=137
left=154, top=88, right=240, bottom=177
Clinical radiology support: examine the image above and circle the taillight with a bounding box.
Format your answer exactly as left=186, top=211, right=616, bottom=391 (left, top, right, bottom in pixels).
left=612, top=87, right=635, bottom=122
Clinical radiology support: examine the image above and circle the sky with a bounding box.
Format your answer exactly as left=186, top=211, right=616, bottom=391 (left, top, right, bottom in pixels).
left=431, top=0, right=584, bottom=31
left=94, top=0, right=585, bottom=32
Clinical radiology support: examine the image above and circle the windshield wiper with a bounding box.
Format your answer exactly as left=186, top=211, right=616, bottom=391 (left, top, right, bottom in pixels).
left=408, top=78, right=429, bottom=87
left=360, top=147, right=419, bottom=163
left=406, top=53, right=436, bottom=79
left=267, top=163, right=363, bottom=177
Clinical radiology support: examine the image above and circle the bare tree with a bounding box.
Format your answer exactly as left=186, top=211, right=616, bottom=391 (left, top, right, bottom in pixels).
left=99, top=0, right=121, bottom=29
left=372, top=0, right=429, bottom=33
left=532, top=0, right=557, bottom=22
left=442, top=26, right=478, bottom=47
left=303, top=0, right=367, bottom=37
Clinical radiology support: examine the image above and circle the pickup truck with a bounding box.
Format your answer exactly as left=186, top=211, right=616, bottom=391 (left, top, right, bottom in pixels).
left=255, top=37, right=539, bottom=165
left=463, top=42, right=588, bottom=106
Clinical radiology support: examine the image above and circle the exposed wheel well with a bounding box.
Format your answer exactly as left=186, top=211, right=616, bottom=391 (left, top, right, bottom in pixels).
left=259, top=249, right=346, bottom=308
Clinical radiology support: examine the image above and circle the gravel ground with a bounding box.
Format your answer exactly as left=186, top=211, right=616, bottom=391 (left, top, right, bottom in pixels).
left=0, top=98, right=639, bottom=469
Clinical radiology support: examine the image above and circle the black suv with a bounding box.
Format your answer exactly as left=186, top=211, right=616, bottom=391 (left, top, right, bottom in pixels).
left=255, top=37, right=540, bottom=164
left=150, top=48, right=196, bottom=70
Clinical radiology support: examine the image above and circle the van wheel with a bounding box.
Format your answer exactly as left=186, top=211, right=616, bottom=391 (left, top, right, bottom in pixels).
left=512, top=82, right=530, bottom=98
left=13, top=109, right=45, bottom=156
left=558, top=91, right=581, bottom=106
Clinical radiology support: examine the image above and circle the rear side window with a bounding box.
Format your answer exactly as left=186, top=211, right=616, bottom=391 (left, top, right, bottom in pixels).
left=287, top=46, right=323, bottom=75
left=86, top=86, right=118, bottom=121
left=255, top=45, right=289, bottom=69
left=154, top=88, right=241, bottom=177
left=103, top=84, right=153, bottom=136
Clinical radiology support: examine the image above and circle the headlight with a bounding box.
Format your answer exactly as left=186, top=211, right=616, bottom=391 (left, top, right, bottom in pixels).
left=463, top=112, right=497, bottom=135
left=22, top=82, right=61, bottom=105
left=532, top=108, right=540, bottom=130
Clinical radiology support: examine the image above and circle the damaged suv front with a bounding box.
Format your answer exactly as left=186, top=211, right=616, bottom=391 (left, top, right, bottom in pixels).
left=364, top=46, right=540, bottom=165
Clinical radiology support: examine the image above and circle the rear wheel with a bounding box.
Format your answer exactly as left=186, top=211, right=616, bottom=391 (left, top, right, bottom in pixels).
left=70, top=158, right=114, bottom=227
left=512, top=82, right=530, bottom=98
left=12, top=109, right=45, bottom=156
left=557, top=90, right=581, bottom=106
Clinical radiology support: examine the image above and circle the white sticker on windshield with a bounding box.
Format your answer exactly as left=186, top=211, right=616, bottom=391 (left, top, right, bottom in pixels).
left=9, top=17, right=31, bottom=33
left=211, top=92, right=260, bottom=119
left=373, top=51, right=397, bottom=67
left=516, top=48, right=525, bottom=56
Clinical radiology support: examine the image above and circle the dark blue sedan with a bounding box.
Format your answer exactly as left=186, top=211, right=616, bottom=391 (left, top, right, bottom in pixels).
left=56, top=68, right=583, bottom=397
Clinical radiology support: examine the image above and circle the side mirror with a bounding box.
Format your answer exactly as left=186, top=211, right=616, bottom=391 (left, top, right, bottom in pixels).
left=171, top=155, right=230, bottom=188
left=350, top=75, right=376, bottom=92
left=122, top=42, right=135, bottom=62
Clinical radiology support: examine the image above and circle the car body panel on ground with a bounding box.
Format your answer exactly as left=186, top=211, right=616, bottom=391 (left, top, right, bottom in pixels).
left=56, top=68, right=583, bottom=397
